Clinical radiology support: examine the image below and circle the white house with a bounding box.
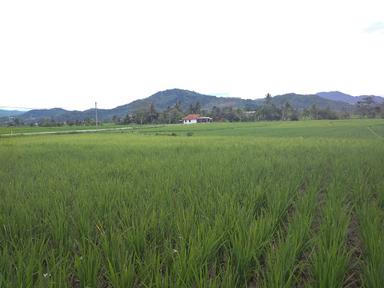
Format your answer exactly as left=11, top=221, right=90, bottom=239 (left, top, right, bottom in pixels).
left=182, top=114, right=212, bottom=124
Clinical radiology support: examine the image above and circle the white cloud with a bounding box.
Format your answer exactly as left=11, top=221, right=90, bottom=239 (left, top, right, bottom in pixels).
left=0, top=0, right=383, bottom=110
left=365, top=22, right=384, bottom=33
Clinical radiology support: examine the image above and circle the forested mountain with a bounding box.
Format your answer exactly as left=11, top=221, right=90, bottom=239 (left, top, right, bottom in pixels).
left=3, top=88, right=382, bottom=123
left=317, top=91, right=384, bottom=104
left=0, top=109, right=25, bottom=117
left=272, top=93, right=352, bottom=111
left=109, top=89, right=258, bottom=114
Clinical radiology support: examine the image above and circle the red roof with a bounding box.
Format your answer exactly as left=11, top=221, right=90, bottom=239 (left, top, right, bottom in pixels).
left=182, top=114, right=201, bottom=120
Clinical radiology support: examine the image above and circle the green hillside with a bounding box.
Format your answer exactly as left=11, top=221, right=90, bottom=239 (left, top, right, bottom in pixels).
left=11, top=89, right=355, bottom=123
left=272, top=93, right=353, bottom=111
left=0, top=109, right=25, bottom=118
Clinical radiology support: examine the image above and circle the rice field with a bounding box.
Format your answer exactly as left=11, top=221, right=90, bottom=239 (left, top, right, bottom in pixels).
left=1, top=119, right=383, bottom=287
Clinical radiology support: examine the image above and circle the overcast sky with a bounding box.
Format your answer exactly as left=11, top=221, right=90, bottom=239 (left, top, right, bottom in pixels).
left=1, top=0, right=383, bottom=110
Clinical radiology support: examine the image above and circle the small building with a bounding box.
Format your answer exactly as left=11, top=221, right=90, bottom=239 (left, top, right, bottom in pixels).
left=182, top=114, right=212, bottom=124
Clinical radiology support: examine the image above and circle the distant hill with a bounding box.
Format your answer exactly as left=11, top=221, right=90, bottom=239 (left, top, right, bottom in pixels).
left=317, top=91, right=384, bottom=104
left=4, top=88, right=372, bottom=123
left=20, top=107, right=111, bottom=123
left=110, top=89, right=258, bottom=114
left=357, top=95, right=384, bottom=104
left=0, top=109, right=25, bottom=117
left=96, top=89, right=353, bottom=116
left=273, top=93, right=353, bottom=111
left=22, top=108, right=70, bottom=119
left=15, top=89, right=261, bottom=123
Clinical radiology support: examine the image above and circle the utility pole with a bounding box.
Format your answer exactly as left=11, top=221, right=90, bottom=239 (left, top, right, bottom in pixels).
left=95, top=101, right=98, bottom=127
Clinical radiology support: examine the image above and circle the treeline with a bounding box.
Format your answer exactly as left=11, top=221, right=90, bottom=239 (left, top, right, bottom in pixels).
left=6, top=118, right=101, bottom=127
left=6, top=95, right=384, bottom=127
left=112, top=94, right=384, bottom=125
left=113, top=102, right=184, bottom=125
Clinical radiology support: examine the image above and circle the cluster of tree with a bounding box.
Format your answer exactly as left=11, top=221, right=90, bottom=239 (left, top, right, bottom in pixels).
left=302, top=105, right=340, bottom=120
left=36, top=118, right=102, bottom=127
left=113, top=102, right=185, bottom=125
left=6, top=117, right=23, bottom=126
left=252, top=93, right=300, bottom=121
left=113, top=94, right=384, bottom=125
left=112, top=101, right=220, bottom=125
left=355, top=96, right=384, bottom=118
left=6, top=117, right=102, bottom=127
left=5, top=95, right=383, bottom=128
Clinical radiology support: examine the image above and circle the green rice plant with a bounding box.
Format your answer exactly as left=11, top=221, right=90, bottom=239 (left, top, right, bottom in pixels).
left=263, top=185, right=317, bottom=287
left=228, top=185, right=299, bottom=284
left=100, top=232, right=136, bottom=287
left=73, top=240, right=102, bottom=287
left=0, top=244, right=14, bottom=287
left=0, top=119, right=383, bottom=286
left=9, top=238, right=48, bottom=287
left=169, top=223, right=225, bottom=286
left=344, top=152, right=384, bottom=288
left=358, top=203, right=384, bottom=288
left=309, top=186, right=351, bottom=288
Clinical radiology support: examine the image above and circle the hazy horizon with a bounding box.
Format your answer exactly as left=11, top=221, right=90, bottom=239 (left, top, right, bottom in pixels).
left=1, top=0, right=383, bottom=110
left=1, top=88, right=383, bottom=112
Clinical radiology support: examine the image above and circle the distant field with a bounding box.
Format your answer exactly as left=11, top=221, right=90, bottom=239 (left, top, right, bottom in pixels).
left=0, top=123, right=123, bottom=135
left=134, top=119, right=384, bottom=139
left=1, top=119, right=383, bottom=287
left=2, top=119, right=384, bottom=138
